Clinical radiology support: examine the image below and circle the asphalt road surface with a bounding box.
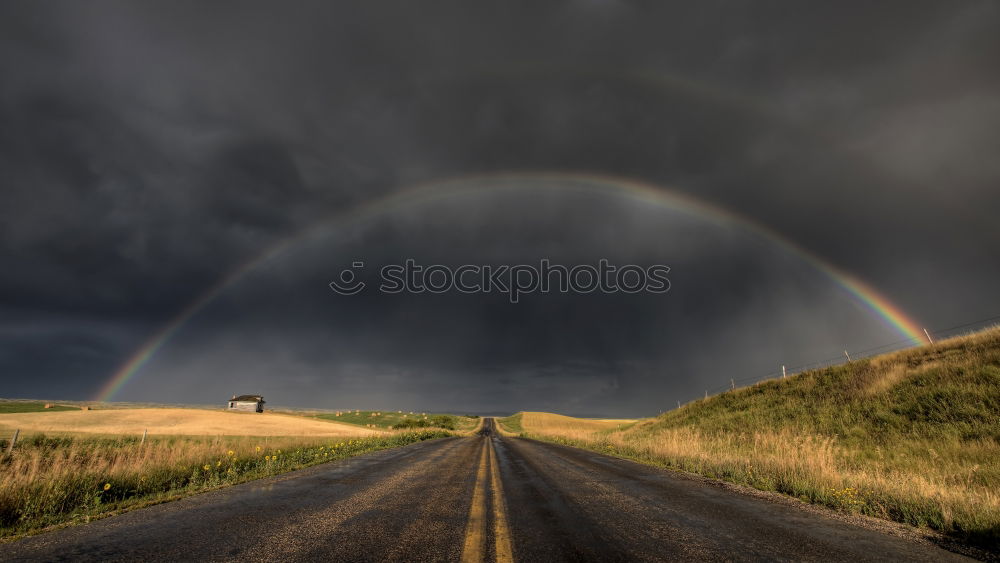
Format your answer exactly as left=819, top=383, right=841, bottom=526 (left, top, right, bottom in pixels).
left=5, top=419, right=973, bottom=562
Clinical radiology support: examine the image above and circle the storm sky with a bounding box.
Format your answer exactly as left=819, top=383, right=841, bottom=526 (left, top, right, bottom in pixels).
left=2, top=1, right=999, bottom=416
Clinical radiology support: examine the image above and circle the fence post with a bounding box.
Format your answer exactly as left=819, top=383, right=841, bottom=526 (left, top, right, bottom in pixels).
left=140, top=429, right=147, bottom=445
left=782, top=365, right=786, bottom=379
left=924, top=328, right=934, bottom=345
left=730, top=379, right=735, bottom=391
left=677, top=400, right=681, bottom=410
left=844, top=350, right=852, bottom=363
left=7, top=429, right=19, bottom=454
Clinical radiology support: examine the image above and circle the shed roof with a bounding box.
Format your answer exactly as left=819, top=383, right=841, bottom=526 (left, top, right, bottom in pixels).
left=231, top=395, right=265, bottom=402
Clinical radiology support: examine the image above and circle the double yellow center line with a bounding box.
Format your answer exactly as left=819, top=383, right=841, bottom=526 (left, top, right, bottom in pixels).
left=461, top=435, right=514, bottom=563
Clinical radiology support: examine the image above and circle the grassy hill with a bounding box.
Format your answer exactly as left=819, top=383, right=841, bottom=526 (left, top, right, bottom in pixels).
left=501, top=326, right=1000, bottom=550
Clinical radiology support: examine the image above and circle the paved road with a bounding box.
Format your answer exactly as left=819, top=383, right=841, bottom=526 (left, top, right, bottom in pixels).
left=5, top=419, right=972, bottom=562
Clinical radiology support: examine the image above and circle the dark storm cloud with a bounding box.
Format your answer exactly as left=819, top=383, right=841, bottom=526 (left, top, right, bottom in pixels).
left=1, top=1, right=998, bottom=414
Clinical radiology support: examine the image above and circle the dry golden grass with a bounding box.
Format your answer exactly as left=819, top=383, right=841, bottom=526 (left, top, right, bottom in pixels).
left=0, top=408, right=382, bottom=437
left=2, top=435, right=315, bottom=492
left=611, top=428, right=996, bottom=523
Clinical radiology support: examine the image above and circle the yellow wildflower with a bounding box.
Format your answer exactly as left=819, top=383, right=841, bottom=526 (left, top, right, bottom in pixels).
left=103, top=483, right=111, bottom=491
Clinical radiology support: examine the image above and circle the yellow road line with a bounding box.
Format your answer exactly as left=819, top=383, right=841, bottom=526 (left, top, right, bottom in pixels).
left=461, top=439, right=489, bottom=563
left=488, top=439, right=514, bottom=563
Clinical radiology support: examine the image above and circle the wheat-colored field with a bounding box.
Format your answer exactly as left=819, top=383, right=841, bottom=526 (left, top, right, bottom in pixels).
left=0, top=408, right=382, bottom=437
left=516, top=412, right=636, bottom=437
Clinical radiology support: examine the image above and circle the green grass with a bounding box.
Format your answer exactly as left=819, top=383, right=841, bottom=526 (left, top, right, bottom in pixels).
left=497, top=413, right=524, bottom=434
left=652, top=345, right=1000, bottom=446
left=309, top=410, right=478, bottom=431
left=0, top=402, right=77, bottom=413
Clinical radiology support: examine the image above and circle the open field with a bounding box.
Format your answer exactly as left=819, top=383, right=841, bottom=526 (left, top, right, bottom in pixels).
left=499, top=327, right=1000, bottom=550
left=0, top=401, right=77, bottom=413
left=301, top=409, right=480, bottom=431
left=0, top=408, right=382, bottom=437
left=500, top=412, right=636, bottom=437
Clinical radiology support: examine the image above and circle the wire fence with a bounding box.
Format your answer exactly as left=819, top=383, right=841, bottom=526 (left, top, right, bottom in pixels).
left=686, top=312, right=1000, bottom=406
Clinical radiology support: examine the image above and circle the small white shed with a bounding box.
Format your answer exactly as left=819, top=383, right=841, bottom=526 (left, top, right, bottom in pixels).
left=227, top=395, right=265, bottom=412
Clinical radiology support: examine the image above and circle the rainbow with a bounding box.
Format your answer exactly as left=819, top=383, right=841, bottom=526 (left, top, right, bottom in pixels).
left=93, top=172, right=926, bottom=401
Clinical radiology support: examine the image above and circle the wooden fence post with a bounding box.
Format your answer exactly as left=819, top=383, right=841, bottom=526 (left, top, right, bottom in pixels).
left=730, top=379, right=735, bottom=390
left=7, top=429, right=19, bottom=454
left=140, top=429, right=147, bottom=445
left=782, top=365, right=786, bottom=379
left=924, top=328, right=934, bottom=345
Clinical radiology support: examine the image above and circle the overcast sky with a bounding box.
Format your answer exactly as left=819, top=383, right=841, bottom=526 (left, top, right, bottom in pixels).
left=2, top=1, right=998, bottom=416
